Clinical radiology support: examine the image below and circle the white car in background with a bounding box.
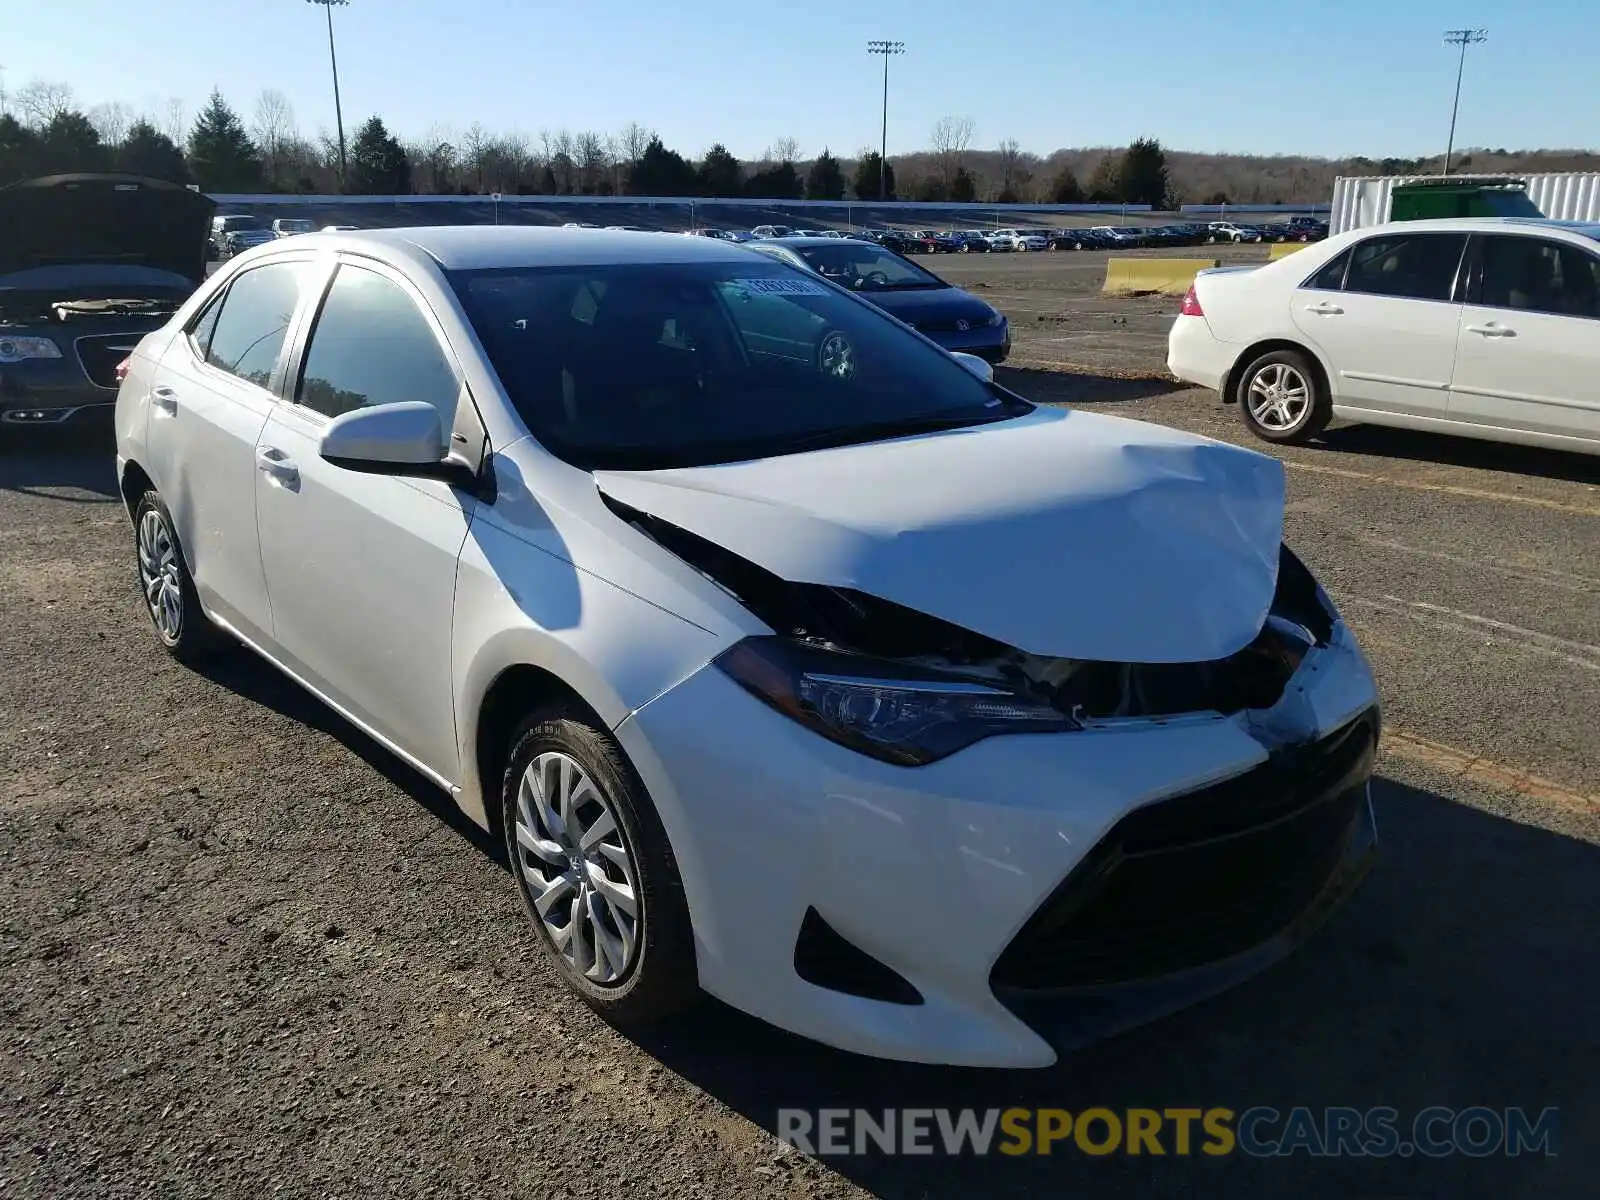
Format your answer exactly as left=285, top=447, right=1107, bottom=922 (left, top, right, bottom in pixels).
left=1168, top=217, right=1600, bottom=456
left=113, top=227, right=1379, bottom=1069
left=989, top=229, right=1047, bottom=252
left=271, top=218, right=318, bottom=239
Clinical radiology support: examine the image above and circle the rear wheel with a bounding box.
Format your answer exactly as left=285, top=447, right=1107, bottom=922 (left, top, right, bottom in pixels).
left=132, top=490, right=228, bottom=662
left=1235, top=349, right=1331, bottom=444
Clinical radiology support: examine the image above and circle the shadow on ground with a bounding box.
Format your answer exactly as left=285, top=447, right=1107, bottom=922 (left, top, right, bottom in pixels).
left=1316, top=422, right=1600, bottom=486
left=0, top=422, right=119, bottom=501
left=997, top=365, right=1185, bottom=406
left=630, top=778, right=1594, bottom=1198
left=195, top=645, right=505, bottom=866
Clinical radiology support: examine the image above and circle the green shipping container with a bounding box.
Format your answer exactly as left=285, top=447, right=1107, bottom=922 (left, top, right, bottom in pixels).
left=1389, top=176, right=1545, bottom=222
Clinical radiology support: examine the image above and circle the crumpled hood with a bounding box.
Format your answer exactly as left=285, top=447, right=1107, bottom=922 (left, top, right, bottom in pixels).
left=595, top=407, right=1287, bottom=663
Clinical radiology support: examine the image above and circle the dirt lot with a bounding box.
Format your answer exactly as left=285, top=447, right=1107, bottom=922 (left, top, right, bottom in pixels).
left=2, top=249, right=1596, bottom=1198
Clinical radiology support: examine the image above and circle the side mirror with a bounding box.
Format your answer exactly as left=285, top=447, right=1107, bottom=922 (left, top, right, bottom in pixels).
left=950, top=351, right=995, bottom=383
left=320, top=401, right=448, bottom=469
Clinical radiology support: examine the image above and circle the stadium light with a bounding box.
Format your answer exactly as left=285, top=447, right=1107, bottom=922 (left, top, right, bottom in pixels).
left=1442, top=28, right=1487, bottom=175
left=307, top=0, right=351, bottom=185
left=866, top=40, right=905, bottom=201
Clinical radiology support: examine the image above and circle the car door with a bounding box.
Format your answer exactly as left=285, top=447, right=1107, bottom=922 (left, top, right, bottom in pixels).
left=143, top=257, right=315, bottom=644
left=1448, top=233, right=1600, bottom=443
left=1290, top=231, right=1468, bottom=417
left=253, top=257, right=483, bottom=782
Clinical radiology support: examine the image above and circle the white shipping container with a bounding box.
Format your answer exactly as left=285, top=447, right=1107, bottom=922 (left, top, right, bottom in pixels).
left=1330, top=172, right=1600, bottom=235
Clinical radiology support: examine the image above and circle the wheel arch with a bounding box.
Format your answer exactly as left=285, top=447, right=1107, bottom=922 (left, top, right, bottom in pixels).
left=119, top=458, right=155, bottom=521
left=1220, top=338, right=1333, bottom=407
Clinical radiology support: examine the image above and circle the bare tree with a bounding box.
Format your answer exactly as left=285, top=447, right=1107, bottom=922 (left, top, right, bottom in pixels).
left=550, top=130, right=577, bottom=192
left=930, top=115, right=976, bottom=186
left=995, top=137, right=1033, bottom=199
left=15, top=79, right=75, bottom=128
left=771, top=136, right=800, bottom=164
left=499, top=132, right=532, bottom=191
left=617, top=121, right=651, bottom=167
left=459, top=122, right=493, bottom=192
left=576, top=131, right=609, bottom=193
left=252, top=90, right=297, bottom=188
left=88, top=101, right=135, bottom=148
left=159, top=98, right=187, bottom=146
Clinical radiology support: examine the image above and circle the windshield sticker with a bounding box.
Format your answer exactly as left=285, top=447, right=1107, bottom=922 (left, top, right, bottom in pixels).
left=731, top=277, right=831, bottom=297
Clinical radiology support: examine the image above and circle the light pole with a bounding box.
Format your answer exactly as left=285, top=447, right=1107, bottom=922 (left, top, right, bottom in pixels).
left=1442, top=28, right=1487, bottom=175
left=866, top=40, right=904, bottom=201
left=307, top=0, right=351, bottom=186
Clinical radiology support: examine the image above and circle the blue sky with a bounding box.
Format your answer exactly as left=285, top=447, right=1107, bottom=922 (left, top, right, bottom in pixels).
left=7, top=0, right=1594, bottom=161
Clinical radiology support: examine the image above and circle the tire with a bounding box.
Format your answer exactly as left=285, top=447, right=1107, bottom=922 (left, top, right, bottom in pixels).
left=132, top=490, right=228, bottom=663
left=501, top=704, right=698, bottom=1023
left=1235, top=349, right=1331, bottom=445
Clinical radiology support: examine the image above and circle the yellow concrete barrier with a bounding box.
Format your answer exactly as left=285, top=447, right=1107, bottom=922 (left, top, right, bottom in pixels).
left=1268, top=242, right=1309, bottom=260
left=1102, top=257, right=1222, bottom=297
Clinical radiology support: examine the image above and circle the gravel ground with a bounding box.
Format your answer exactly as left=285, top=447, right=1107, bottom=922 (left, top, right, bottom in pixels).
left=2, top=250, right=1596, bottom=1198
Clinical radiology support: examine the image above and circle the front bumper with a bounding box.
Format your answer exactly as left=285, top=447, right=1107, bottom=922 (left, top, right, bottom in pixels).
left=1, top=359, right=115, bottom=424
left=615, top=619, right=1379, bottom=1068
left=924, top=322, right=1010, bottom=363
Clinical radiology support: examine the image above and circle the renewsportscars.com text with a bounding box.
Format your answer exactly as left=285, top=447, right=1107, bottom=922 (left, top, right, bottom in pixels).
left=777, top=1106, right=1559, bottom=1158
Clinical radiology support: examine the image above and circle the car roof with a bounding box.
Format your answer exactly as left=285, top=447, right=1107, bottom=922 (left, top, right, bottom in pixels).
left=1354, top=216, right=1600, bottom=239
left=304, top=225, right=764, bottom=270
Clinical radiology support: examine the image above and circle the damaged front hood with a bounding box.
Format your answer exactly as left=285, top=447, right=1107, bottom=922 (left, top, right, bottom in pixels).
left=596, top=407, right=1287, bottom=663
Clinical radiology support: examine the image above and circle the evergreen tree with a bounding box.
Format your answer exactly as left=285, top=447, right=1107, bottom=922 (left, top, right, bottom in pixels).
left=1086, top=154, right=1120, bottom=202
left=0, top=114, right=41, bottom=184
left=117, top=121, right=189, bottom=184
left=1049, top=165, right=1084, bottom=203
left=949, top=166, right=977, bottom=203
left=803, top=148, right=845, bottom=200
left=697, top=143, right=743, bottom=197
left=37, top=110, right=110, bottom=175
left=349, top=116, right=412, bottom=194
left=852, top=151, right=895, bottom=200
left=743, top=161, right=801, bottom=199
left=1116, top=137, right=1171, bottom=208
left=186, top=90, right=261, bottom=191
left=625, top=136, right=698, bottom=195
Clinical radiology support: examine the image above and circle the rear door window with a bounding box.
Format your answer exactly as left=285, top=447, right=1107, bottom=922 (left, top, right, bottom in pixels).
left=1342, top=234, right=1467, bottom=302
left=203, top=261, right=309, bottom=389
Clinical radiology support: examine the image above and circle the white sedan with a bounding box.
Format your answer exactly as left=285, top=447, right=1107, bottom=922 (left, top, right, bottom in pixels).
left=989, top=228, right=1048, bottom=252
left=114, top=227, right=1378, bottom=1068
left=1168, top=217, right=1600, bottom=455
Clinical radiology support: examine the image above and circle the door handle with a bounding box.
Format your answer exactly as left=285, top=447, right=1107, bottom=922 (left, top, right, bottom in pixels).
left=1302, top=302, right=1344, bottom=315
left=256, top=446, right=300, bottom=487
left=150, top=386, right=178, bottom=415
left=1464, top=323, right=1516, bottom=338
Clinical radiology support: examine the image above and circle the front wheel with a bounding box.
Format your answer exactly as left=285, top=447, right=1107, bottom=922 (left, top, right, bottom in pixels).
left=502, top=705, right=698, bottom=1023
left=1235, top=349, right=1331, bottom=444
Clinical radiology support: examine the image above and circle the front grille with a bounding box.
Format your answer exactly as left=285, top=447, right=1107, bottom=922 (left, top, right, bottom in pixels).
left=990, top=711, right=1377, bottom=991
left=75, top=335, right=143, bottom=389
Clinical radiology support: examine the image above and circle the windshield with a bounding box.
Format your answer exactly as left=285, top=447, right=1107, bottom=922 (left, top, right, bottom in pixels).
left=278, top=220, right=315, bottom=232
left=221, top=217, right=264, bottom=231
left=449, top=261, right=1026, bottom=471
left=786, top=243, right=943, bottom=292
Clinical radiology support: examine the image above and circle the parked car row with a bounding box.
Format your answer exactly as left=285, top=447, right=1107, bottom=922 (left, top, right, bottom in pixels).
left=208, top=214, right=363, bottom=260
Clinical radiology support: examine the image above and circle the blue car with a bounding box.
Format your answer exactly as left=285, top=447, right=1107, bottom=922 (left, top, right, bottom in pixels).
left=745, top=236, right=1010, bottom=363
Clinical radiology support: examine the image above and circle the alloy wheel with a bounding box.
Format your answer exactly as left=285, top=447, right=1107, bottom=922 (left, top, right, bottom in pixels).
left=818, top=331, right=855, bottom=380
left=1247, top=362, right=1311, bottom=431
left=136, top=509, right=184, bottom=641
left=514, top=751, right=642, bottom=986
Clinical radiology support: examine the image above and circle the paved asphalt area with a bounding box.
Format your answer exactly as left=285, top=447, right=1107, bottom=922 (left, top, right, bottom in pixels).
left=1, top=249, right=1595, bottom=1198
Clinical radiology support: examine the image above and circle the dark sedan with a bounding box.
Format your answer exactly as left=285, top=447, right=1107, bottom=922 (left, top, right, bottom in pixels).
left=746, top=237, right=1010, bottom=363
left=0, top=173, right=215, bottom=428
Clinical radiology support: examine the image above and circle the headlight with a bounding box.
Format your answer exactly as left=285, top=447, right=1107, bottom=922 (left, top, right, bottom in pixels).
left=716, top=637, right=1073, bottom=765
left=983, top=310, right=1004, bottom=327
left=0, top=336, right=62, bottom=363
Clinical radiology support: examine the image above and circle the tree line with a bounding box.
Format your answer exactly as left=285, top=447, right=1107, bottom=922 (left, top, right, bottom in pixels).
left=2, top=79, right=1595, bottom=205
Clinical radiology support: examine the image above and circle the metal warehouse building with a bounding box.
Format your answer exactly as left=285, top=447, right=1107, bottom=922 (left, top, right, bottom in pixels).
left=1330, top=171, right=1600, bottom=234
